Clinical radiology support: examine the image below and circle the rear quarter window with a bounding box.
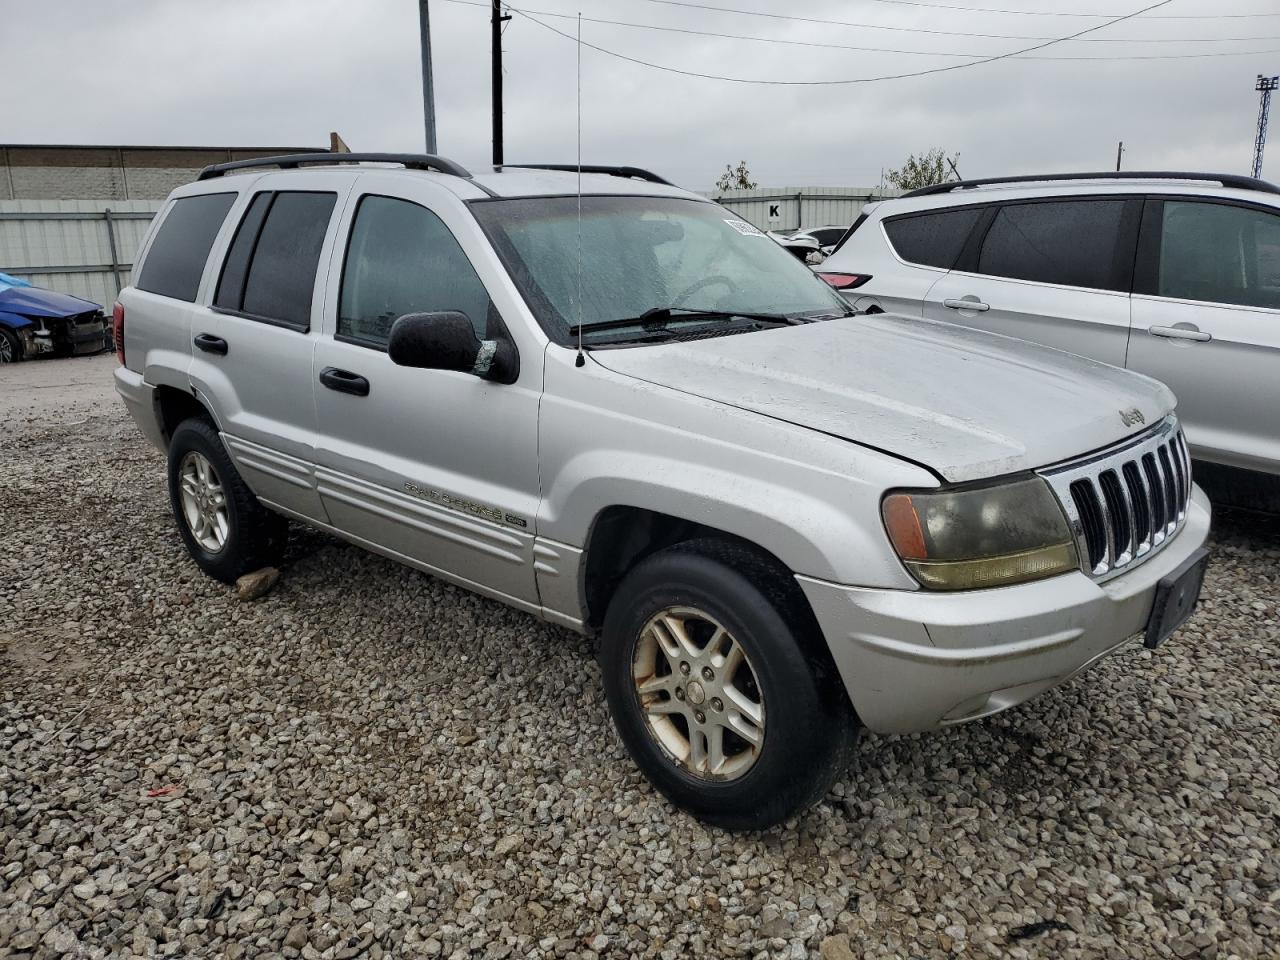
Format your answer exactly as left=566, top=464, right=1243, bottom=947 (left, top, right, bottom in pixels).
left=882, top=207, right=981, bottom=269
left=135, top=193, right=236, bottom=302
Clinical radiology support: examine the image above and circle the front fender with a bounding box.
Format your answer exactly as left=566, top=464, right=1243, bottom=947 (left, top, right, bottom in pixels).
left=0, top=309, right=36, bottom=330
left=537, top=349, right=933, bottom=591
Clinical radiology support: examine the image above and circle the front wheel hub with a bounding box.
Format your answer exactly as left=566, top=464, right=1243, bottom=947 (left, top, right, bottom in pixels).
left=631, top=606, right=766, bottom=781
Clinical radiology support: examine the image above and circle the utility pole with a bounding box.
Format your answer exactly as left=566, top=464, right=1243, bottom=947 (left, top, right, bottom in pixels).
left=1115, top=141, right=1124, bottom=172
left=419, top=0, right=438, bottom=153
left=1254, top=75, right=1279, bottom=180
left=491, top=1, right=511, bottom=166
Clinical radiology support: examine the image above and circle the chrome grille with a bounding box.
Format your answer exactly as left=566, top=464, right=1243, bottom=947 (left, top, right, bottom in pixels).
left=1039, top=417, right=1192, bottom=580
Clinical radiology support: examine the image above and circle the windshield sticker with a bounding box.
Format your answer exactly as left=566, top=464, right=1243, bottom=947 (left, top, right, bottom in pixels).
left=724, top=218, right=766, bottom=237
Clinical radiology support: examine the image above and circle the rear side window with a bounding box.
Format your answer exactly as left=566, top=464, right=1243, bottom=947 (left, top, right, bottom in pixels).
left=338, top=195, right=493, bottom=348
left=136, top=193, right=236, bottom=301
left=215, top=191, right=337, bottom=329
left=1158, top=200, right=1280, bottom=309
left=978, top=199, right=1127, bottom=291
left=883, top=208, right=981, bottom=269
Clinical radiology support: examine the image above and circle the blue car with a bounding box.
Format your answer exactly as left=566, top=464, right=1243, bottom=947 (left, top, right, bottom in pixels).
left=0, top=272, right=110, bottom=363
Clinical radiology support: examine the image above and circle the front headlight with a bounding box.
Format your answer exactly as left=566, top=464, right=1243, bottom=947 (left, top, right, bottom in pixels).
left=881, top=475, right=1078, bottom=590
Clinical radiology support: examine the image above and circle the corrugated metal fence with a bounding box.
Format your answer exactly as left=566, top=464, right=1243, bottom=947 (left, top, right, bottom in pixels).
left=0, top=200, right=161, bottom=306
left=705, top=186, right=897, bottom=232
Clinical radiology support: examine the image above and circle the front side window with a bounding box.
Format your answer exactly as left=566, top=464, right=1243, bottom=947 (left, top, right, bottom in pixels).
left=136, top=193, right=236, bottom=302
left=1158, top=200, right=1280, bottom=310
left=338, top=195, right=494, bottom=349
left=471, top=195, right=849, bottom=344
left=883, top=207, right=980, bottom=269
left=215, top=191, right=337, bottom=329
left=977, top=199, right=1127, bottom=291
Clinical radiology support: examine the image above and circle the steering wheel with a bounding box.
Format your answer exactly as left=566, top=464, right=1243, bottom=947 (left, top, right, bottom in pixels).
left=670, top=274, right=735, bottom=308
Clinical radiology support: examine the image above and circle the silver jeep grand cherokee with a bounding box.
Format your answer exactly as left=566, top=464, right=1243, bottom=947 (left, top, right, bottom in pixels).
left=114, top=153, right=1211, bottom=829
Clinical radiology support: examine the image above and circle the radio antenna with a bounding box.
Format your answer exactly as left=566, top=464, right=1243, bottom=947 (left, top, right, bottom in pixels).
left=574, top=11, right=585, bottom=368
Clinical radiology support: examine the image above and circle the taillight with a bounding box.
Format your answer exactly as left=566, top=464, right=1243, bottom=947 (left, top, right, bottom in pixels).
left=818, top=273, right=872, bottom=290
left=112, top=302, right=125, bottom=365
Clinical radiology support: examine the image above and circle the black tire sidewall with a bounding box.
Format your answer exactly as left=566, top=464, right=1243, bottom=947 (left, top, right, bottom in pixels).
left=600, top=547, right=851, bottom=829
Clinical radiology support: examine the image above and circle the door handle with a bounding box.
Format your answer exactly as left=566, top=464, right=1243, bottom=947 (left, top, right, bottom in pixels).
left=1149, top=325, right=1211, bottom=342
left=943, top=297, right=990, bottom=312
left=193, top=333, right=228, bottom=355
left=319, top=366, right=370, bottom=397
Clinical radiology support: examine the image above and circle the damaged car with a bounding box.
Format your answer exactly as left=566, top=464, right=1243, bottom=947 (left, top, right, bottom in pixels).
left=0, top=272, right=111, bottom=363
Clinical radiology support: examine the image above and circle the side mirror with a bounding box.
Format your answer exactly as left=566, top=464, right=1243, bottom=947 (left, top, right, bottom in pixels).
left=387, top=311, right=517, bottom=383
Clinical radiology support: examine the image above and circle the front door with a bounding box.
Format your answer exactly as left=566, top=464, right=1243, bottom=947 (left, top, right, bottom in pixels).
left=1129, top=197, right=1280, bottom=473
left=311, top=183, right=541, bottom=607
left=923, top=197, right=1140, bottom=367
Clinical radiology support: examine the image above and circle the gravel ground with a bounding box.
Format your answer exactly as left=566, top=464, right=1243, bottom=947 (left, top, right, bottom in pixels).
left=1, top=355, right=1277, bottom=960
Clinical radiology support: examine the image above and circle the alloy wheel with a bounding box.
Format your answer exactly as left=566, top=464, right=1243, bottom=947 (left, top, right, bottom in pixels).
left=178, top=451, right=229, bottom=552
left=632, top=606, right=765, bottom=781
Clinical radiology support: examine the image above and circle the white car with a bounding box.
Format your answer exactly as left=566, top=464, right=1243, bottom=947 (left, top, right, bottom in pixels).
left=819, top=172, right=1280, bottom=479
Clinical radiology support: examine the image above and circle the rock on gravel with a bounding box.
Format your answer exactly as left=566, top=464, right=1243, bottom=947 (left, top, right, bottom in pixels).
left=1, top=354, right=1278, bottom=959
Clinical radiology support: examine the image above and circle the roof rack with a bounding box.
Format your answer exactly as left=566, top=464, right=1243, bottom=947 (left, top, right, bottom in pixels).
left=903, top=171, right=1280, bottom=198
left=500, top=163, right=673, bottom=186
left=196, top=152, right=473, bottom=181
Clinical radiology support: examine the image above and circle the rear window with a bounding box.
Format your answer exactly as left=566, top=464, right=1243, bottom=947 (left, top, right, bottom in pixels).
left=214, top=191, right=337, bottom=329
left=883, top=208, right=981, bottom=269
left=977, top=199, right=1127, bottom=291
left=135, top=193, right=236, bottom=302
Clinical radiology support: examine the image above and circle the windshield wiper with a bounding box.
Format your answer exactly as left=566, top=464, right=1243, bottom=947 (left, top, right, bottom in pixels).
left=568, top=306, right=803, bottom=337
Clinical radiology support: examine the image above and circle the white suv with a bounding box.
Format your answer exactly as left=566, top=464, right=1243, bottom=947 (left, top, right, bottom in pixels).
left=819, top=172, right=1280, bottom=480
left=114, top=155, right=1210, bottom=828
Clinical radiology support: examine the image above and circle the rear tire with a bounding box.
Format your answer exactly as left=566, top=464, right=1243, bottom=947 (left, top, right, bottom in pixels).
left=599, top=539, right=858, bottom=830
left=167, top=417, right=287, bottom=583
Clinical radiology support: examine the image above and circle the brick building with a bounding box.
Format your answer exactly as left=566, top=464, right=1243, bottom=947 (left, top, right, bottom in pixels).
left=0, top=144, right=322, bottom=201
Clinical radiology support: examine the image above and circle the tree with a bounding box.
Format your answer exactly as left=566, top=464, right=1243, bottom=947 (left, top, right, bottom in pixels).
left=715, top=160, right=757, bottom=191
left=885, top=148, right=959, bottom=192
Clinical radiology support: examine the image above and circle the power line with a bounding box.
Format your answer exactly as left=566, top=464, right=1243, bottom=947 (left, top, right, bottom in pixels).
left=505, top=0, right=1179, bottom=84
left=442, top=1, right=1280, bottom=54
left=672, top=0, right=1280, bottom=17
left=630, top=0, right=1280, bottom=37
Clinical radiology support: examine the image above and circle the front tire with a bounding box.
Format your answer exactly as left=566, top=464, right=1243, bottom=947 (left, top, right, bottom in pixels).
left=167, top=417, right=287, bottom=583
left=0, top=328, right=21, bottom=364
left=599, top=540, right=858, bottom=830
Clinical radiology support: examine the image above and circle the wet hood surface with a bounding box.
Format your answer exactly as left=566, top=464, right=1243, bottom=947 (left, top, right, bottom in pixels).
left=591, top=313, right=1175, bottom=483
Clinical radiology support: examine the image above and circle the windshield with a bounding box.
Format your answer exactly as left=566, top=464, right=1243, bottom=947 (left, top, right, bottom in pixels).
left=471, top=195, right=850, bottom=344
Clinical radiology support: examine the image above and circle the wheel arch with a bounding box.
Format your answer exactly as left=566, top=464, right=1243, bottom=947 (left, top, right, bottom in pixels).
left=153, top=384, right=219, bottom=446
left=578, top=505, right=820, bottom=638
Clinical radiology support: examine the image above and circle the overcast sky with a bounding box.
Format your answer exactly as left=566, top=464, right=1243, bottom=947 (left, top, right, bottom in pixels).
left=3, top=0, right=1279, bottom=189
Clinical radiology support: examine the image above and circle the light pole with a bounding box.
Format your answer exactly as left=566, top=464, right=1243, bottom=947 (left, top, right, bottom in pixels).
left=1253, top=75, right=1278, bottom=180
left=419, top=0, right=438, bottom=154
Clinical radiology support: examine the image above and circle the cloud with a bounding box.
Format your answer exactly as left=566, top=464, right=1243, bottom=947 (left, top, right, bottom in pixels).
left=1, top=0, right=1275, bottom=188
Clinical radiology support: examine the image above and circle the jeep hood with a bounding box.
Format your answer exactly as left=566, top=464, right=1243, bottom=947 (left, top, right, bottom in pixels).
left=590, top=314, right=1175, bottom=483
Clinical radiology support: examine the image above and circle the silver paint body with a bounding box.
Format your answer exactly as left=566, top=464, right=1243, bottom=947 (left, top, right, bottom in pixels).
left=115, top=165, right=1210, bottom=734
left=822, top=180, right=1280, bottom=476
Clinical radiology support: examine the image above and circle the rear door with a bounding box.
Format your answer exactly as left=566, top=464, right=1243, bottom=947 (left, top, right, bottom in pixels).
left=190, top=173, right=354, bottom=521
left=127, top=191, right=238, bottom=388
left=1129, top=196, right=1280, bottom=473
left=922, top=196, right=1141, bottom=366
left=310, top=173, right=542, bottom=607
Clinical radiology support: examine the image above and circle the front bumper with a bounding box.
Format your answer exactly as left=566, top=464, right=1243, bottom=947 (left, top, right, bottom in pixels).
left=799, top=486, right=1212, bottom=734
